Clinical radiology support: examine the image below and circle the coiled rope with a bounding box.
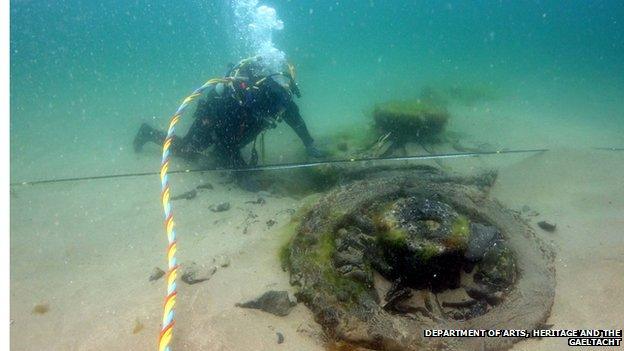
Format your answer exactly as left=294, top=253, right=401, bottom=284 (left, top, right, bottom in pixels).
left=158, top=78, right=230, bottom=351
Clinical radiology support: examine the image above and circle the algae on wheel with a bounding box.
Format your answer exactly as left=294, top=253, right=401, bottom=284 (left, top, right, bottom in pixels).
left=282, top=169, right=555, bottom=351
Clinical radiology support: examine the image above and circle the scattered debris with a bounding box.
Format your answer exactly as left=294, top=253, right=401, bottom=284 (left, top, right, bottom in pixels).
left=242, top=209, right=260, bottom=234
left=236, top=290, right=297, bottom=317
left=209, top=202, right=231, bottom=212
left=132, top=318, right=144, bottom=334
left=245, top=197, right=266, bottom=205
left=537, top=221, right=556, bottom=232
left=196, top=183, right=214, bottom=190
left=266, top=219, right=277, bottom=228
left=149, top=267, right=166, bottom=282
left=32, top=303, right=49, bottom=315
left=181, top=262, right=216, bottom=285
left=276, top=332, right=284, bottom=344
left=171, top=189, right=198, bottom=201
left=245, top=222, right=260, bottom=233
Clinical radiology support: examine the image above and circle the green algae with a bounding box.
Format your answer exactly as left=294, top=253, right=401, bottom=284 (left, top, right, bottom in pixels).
left=447, top=215, right=471, bottom=250
left=281, top=195, right=371, bottom=305
left=373, top=99, right=449, bottom=142
left=278, top=239, right=292, bottom=270
left=377, top=228, right=408, bottom=249
left=290, top=193, right=323, bottom=223
left=323, top=268, right=368, bottom=304
left=419, top=242, right=442, bottom=262
left=307, top=164, right=342, bottom=191
left=291, top=230, right=368, bottom=304
left=317, top=231, right=336, bottom=264
left=476, top=245, right=517, bottom=288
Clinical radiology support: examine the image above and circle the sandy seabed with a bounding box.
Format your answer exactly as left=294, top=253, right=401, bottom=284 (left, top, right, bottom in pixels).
left=9, top=146, right=624, bottom=351
left=10, top=88, right=624, bottom=351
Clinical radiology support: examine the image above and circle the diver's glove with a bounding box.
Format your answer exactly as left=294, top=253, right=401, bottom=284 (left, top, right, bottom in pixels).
left=305, top=143, right=327, bottom=158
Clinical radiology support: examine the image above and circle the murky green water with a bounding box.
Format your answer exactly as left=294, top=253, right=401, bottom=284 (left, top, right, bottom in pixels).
left=9, top=1, right=624, bottom=350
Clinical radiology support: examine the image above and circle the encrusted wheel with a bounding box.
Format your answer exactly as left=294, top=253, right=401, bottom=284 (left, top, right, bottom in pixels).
left=283, top=169, right=556, bottom=351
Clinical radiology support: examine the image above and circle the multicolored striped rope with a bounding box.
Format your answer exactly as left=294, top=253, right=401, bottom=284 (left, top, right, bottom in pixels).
left=158, top=77, right=231, bottom=351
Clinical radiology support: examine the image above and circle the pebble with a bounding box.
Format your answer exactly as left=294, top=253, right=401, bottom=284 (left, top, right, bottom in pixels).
left=236, top=290, right=297, bottom=317
left=181, top=262, right=217, bottom=285
left=132, top=318, right=144, bottom=334
left=171, top=189, right=197, bottom=201
left=196, top=183, right=214, bottom=190
left=537, top=221, right=556, bottom=232
left=148, top=267, right=166, bottom=282
left=246, top=197, right=266, bottom=205
left=210, top=202, right=231, bottom=212
left=276, top=332, right=284, bottom=344
left=32, top=303, right=49, bottom=315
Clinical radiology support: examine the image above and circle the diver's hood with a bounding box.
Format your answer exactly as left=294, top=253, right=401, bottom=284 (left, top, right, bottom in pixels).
left=271, top=72, right=301, bottom=98
left=227, top=57, right=301, bottom=98
left=271, top=74, right=291, bottom=91
left=264, top=75, right=294, bottom=107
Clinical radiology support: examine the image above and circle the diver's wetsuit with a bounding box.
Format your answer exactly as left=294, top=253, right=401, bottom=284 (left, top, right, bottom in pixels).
left=134, top=75, right=317, bottom=168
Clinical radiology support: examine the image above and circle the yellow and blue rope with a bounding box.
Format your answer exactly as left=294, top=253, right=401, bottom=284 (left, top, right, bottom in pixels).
left=158, top=78, right=231, bottom=351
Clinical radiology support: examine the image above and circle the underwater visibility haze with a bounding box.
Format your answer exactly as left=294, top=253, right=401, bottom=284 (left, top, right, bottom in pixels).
left=9, top=1, right=624, bottom=350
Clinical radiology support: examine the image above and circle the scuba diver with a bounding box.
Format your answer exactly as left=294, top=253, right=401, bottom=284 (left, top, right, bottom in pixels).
left=133, top=57, right=324, bottom=188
